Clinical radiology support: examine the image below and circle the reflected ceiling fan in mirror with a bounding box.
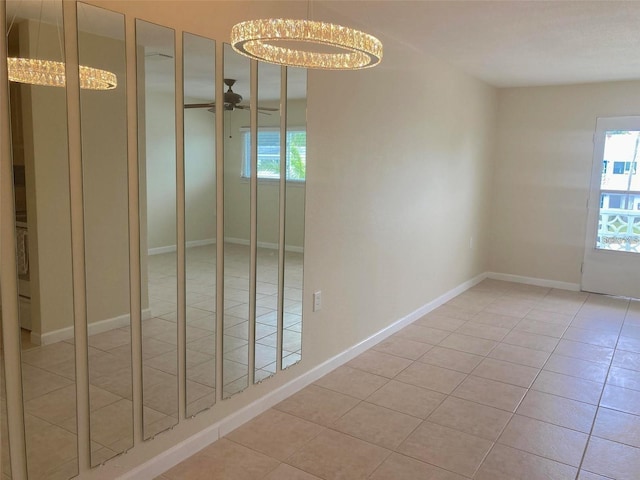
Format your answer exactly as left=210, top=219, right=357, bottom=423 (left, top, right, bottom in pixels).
left=184, top=78, right=278, bottom=114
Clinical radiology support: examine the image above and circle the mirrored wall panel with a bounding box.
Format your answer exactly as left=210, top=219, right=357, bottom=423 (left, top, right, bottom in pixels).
left=6, top=0, right=78, bottom=477
left=283, top=67, right=307, bottom=369
left=222, top=44, right=250, bottom=397
left=254, top=62, right=281, bottom=382
left=183, top=32, right=216, bottom=417
left=136, top=19, right=178, bottom=439
left=1, top=300, right=11, bottom=479
left=77, top=3, right=133, bottom=465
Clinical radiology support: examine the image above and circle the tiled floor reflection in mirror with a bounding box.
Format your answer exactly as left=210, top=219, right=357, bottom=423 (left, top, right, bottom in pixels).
left=7, top=243, right=302, bottom=478
left=157, top=279, right=640, bottom=480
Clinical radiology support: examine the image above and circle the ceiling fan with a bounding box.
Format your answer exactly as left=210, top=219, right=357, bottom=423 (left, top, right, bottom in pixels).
left=184, top=78, right=278, bottom=115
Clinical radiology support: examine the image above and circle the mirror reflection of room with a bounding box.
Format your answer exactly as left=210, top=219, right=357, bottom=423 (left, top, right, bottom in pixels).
left=282, top=66, right=307, bottom=369
left=6, top=0, right=77, bottom=478
left=223, top=43, right=251, bottom=397
left=183, top=32, right=217, bottom=418
left=2, top=3, right=307, bottom=477
left=136, top=18, right=180, bottom=440
left=254, top=60, right=282, bottom=382
left=77, top=3, right=133, bottom=467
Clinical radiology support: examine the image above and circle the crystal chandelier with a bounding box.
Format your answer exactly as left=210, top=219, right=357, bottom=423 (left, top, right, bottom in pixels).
left=7, top=57, right=117, bottom=90
left=231, top=19, right=382, bottom=70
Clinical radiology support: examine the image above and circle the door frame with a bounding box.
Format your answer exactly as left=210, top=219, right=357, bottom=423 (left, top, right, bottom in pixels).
left=581, top=115, right=640, bottom=298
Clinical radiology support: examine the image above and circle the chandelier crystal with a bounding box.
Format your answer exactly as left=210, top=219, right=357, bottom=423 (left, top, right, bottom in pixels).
left=7, top=57, right=117, bottom=90
left=231, top=19, right=382, bottom=70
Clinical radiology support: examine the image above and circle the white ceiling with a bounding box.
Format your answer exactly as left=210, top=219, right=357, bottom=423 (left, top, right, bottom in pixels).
left=8, top=1, right=640, bottom=89
left=320, top=0, right=640, bottom=87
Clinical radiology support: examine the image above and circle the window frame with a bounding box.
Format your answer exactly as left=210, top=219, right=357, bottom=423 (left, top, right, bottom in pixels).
left=240, top=126, right=307, bottom=183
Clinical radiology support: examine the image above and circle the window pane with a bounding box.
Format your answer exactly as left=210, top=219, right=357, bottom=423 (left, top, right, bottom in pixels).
left=597, top=130, right=640, bottom=252
left=286, top=131, right=306, bottom=181
left=602, top=131, right=640, bottom=190
left=243, top=129, right=306, bottom=180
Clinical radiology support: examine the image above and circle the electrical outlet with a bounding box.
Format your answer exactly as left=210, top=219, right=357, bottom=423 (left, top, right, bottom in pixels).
left=313, top=291, right=322, bottom=312
left=469, top=236, right=474, bottom=249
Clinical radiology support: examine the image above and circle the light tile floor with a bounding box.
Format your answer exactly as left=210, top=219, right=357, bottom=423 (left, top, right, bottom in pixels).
left=157, top=279, right=640, bottom=480
left=1, top=244, right=303, bottom=479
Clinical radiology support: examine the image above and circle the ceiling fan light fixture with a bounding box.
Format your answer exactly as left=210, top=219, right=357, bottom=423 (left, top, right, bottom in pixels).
left=7, top=57, right=118, bottom=90
left=231, top=18, right=382, bottom=70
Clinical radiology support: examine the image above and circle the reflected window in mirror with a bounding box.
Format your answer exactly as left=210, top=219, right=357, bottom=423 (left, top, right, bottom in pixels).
left=254, top=61, right=281, bottom=383
left=241, top=129, right=306, bottom=182
left=283, top=67, right=307, bottom=369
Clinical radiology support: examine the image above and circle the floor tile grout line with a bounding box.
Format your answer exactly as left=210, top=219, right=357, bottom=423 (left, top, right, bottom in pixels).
left=461, top=292, right=574, bottom=478
left=163, top=284, right=637, bottom=479
left=420, top=286, right=592, bottom=475
left=573, top=298, right=632, bottom=479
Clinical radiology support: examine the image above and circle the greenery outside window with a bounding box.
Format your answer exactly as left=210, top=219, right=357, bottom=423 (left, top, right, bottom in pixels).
left=241, top=128, right=306, bottom=181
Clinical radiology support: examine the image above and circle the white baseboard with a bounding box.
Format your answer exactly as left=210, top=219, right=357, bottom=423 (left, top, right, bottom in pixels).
left=148, top=238, right=216, bottom=256
left=123, top=272, right=488, bottom=479
left=118, top=423, right=220, bottom=480
left=187, top=238, right=216, bottom=249
left=148, top=245, right=176, bottom=256
left=34, top=308, right=152, bottom=345
left=486, top=272, right=580, bottom=292
left=225, top=237, right=304, bottom=254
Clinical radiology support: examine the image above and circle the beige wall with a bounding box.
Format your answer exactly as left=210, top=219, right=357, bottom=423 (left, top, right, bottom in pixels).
left=304, top=46, right=496, bottom=360
left=79, top=30, right=131, bottom=326
left=145, top=89, right=177, bottom=250
left=185, top=106, right=216, bottom=243
left=490, top=80, right=640, bottom=284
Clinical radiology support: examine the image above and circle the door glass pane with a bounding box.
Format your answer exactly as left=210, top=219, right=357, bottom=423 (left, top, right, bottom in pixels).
left=597, top=131, right=640, bottom=253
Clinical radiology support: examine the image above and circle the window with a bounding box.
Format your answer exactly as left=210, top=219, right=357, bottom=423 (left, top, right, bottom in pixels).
left=608, top=194, right=622, bottom=209
left=613, top=161, right=637, bottom=174
left=241, top=128, right=306, bottom=181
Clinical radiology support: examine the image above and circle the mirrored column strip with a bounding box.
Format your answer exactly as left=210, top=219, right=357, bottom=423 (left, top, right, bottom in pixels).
left=221, top=43, right=250, bottom=398
left=125, top=13, right=144, bottom=446
left=248, top=60, right=258, bottom=385
left=183, top=32, right=217, bottom=418
left=62, top=1, right=91, bottom=472
left=283, top=67, right=306, bottom=369
left=276, top=68, right=288, bottom=372
left=174, top=30, right=187, bottom=422
left=136, top=18, right=178, bottom=439
left=214, top=41, right=225, bottom=404
left=0, top=2, right=28, bottom=476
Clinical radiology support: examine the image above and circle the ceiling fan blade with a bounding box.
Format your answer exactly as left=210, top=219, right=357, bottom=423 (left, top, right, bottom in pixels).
left=234, top=104, right=272, bottom=115
left=237, top=104, right=279, bottom=112
left=184, top=103, right=215, bottom=109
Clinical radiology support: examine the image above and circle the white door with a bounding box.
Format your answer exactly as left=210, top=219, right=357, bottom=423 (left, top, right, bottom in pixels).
left=582, top=116, right=640, bottom=298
